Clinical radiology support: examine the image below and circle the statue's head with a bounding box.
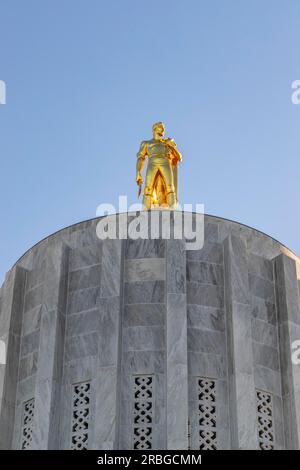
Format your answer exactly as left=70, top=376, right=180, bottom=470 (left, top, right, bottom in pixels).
left=152, top=121, right=165, bottom=139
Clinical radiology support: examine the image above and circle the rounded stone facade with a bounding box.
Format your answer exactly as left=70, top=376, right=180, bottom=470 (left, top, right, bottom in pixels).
left=0, top=212, right=300, bottom=450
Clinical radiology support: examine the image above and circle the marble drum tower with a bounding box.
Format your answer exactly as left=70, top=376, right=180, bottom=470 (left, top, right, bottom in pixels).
left=0, top=211, right=300, bottom=451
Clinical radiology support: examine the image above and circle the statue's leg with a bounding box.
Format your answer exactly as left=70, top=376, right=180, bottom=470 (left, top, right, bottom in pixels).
left=156, top=174, right=167, bottom=206
left=143, top=164, right=156, bottom=210
left=163, top=164, right=176, bottom=208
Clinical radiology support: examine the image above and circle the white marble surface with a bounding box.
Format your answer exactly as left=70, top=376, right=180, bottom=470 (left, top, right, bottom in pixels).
left=0, top=213, right=300, bottom=450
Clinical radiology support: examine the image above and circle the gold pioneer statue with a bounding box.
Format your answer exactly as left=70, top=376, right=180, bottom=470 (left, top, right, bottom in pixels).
left=136, top=122, right=182, bottom=209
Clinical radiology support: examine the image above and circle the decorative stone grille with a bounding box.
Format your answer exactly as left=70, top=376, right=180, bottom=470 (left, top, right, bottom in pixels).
left=21, top=399, right=35, bottom=450
left=198, top=378, right=217, bottom=450
left=133, top=375, right=153, bottom=449
left=256, top=390, right=274, bottom=450
left=71, top=382, right=91, bottom=450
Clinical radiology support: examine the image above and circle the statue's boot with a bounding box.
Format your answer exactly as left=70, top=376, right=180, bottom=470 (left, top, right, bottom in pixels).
left=167, top=186, right=176, bottom=209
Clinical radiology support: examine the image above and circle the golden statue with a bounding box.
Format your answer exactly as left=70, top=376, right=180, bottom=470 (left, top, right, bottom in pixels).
left=136, top=122, right=182, bottom=209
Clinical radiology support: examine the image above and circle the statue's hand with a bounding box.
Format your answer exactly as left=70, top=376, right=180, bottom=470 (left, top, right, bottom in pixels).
left=136, top=173, right=143, bottom=186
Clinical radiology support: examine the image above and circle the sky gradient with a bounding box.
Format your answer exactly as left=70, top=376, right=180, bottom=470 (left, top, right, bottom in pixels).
left=0, top=0, right=300, bottom=283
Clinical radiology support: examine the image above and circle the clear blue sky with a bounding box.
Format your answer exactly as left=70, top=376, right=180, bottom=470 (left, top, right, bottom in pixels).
left=0, top=0, right=300, bottom=283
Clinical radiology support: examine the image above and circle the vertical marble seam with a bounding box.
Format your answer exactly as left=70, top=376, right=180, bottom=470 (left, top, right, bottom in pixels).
left=272, top=258, right=285, bottom=448
left=115, top=239, right=125, bottom=450
left=221, top=242, right=231, bottom=449
left=223, top=240, right=236, bottom=448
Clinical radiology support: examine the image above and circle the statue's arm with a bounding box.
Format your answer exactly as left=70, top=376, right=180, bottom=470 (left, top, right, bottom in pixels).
left=136, top=141, right=148, bottom=185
